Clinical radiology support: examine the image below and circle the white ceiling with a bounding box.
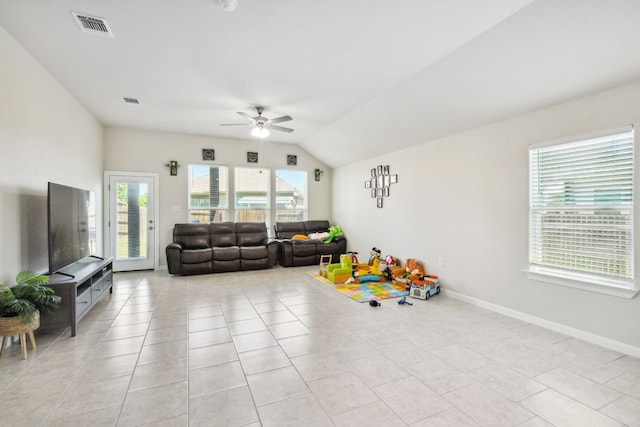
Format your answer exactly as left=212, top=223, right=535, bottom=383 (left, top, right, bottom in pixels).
left=2, top=0, right=640, bottom=167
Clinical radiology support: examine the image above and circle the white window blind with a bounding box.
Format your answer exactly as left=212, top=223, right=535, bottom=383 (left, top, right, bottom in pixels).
left=529, top=128, right=634, bottom=285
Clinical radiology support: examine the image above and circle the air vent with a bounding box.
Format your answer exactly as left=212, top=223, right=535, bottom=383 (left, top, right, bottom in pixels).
left=122, top=97, right=140, bottom=105
left=71, top=12, right=113, bottom=37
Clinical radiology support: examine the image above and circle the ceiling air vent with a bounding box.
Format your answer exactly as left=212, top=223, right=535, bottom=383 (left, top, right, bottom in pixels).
left=122, top=97, right=140, bottom=105
left=71, top=12, right=113, bottom=37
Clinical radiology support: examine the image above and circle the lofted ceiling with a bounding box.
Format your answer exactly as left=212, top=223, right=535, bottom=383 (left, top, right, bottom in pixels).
left=2, top=0, right=640, bottom=167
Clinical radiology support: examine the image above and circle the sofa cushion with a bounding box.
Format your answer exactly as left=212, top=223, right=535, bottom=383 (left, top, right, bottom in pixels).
left=212, top=246, right=240, bottom=261
left=173, top=223, right=211, bottom=249
left=304, top=220, right=331, bottom=234
left=211, top=222, right=237, bottom=247
left=275, top=221, right=306, bottom=239
left=181, top=248, right=212, bottom=264
left=290, top=241, right=318, bottom=257
left=241, top=246, right=269, bottom=260
left=236, top=222, right=268, bottom=246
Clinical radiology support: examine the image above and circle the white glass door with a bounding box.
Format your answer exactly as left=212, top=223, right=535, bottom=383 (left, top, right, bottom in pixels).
left=107, top=174, right=156, bottom=271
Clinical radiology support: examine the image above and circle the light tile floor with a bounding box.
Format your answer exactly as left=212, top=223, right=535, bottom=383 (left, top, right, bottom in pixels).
left=1, top=267, right=639, bottom=426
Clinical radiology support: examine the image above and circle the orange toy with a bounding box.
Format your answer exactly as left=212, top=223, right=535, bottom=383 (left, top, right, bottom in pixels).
left=393, top=258, right=427, bottom=288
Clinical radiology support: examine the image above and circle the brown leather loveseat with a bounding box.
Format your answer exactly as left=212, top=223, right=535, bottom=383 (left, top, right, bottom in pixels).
left=166, top=222, right=278, bottom=275
left=274, top=220, right=347, bottom=267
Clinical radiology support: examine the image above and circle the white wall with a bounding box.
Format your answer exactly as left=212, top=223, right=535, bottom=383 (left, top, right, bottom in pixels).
left=103, top=127, right=331, bottom=267
left=0, top=26, right=103, bottom=282
left=333, top=80, right=640, bottom=352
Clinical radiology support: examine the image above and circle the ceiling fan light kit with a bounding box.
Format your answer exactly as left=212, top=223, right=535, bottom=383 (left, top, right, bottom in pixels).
left=218, top=0, right=237, bottom=12
left=221, top=106, right=294, bottom=139
left=251, top=127, right=270, bottom=139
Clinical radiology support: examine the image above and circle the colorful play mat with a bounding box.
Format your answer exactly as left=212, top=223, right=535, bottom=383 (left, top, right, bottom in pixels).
left=306, top=272, right=408, bottom=302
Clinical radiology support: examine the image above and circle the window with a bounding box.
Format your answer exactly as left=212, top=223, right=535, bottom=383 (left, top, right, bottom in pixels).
left=528, top=127, right=635, bottom=297
left=235, top=167, right=270, bottom=225
left=275, top=169, right=307, bottom=222
left=188, top=165, right=229, bottom=223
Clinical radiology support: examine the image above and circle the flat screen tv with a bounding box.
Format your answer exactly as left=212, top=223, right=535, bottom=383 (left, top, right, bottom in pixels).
left=47, top=182, right=97, bottom=274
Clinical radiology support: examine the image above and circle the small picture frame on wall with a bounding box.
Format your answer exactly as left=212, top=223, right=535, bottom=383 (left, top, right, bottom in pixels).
left=286, top=154, right=297, bottom=166
left=377, top=165, right=383, bottom=175
left=383, top=165, right=390, bottom=174
left=376, top=188, right=384, bottom=197
left=247, top=152, right=259, bottom=163
left=371, top=189, right=376, bottom=198
left=365, top=180, right=371, bottom=189
left=384, top=187, right=389, bottom=197
left=202, top=149, right=215, bottom=161
left=377, top=198, right=383, bottom=208
left=371, top=168, right=376, bottom=177
left=390, top=174, right=398, bottom=184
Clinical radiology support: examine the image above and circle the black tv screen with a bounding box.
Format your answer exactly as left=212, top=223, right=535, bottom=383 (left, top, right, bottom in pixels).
left=47, top=182, right=96, bottom=273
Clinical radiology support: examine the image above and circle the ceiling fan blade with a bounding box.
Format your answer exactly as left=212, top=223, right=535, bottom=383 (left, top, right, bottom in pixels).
left=269, top=115, right=292, bottom=124
left=269, top=125, right=294, bottom=133
left=237, top=112, right=255, bottom=121
left=220, top=123, right=250, bottom=126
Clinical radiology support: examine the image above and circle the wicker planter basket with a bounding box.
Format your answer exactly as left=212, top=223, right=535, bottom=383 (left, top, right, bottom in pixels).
left=0, top=310, right=40, bottom=360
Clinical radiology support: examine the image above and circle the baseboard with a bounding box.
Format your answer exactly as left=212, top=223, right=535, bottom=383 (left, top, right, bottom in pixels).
left=442, top=289, right=640, bottom=359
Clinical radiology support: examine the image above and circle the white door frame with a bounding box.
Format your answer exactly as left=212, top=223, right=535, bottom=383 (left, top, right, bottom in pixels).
left=104, top=171, right=160, bottom=271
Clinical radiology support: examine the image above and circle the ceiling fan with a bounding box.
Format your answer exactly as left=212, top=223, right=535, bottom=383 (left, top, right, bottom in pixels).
left=220, top=106, right=293, bottom=139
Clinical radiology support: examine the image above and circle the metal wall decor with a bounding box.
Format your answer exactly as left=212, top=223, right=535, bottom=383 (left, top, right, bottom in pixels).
left=365, top=165, right=397, bottom=208
left=202, top=149, right=215, bottom=161
left=247, top=152, right=259, bottom=163
left=165, top=160, right=179, bottom=176
left=287, top=154, right=297, bottom=166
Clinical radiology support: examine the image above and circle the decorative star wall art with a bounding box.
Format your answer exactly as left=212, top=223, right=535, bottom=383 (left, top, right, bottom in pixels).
left=364, top=165, right=397, bottom=208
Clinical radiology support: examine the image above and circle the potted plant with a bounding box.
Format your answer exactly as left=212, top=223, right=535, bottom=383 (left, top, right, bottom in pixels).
left=0, top=271, right=61, bottom=323
left=0, top=271, right=62, bottom=358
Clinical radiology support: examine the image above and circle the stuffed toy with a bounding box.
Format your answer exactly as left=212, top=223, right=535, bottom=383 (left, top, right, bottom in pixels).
left=368, top=247, right=382, bottom=265
left=324, top=225, right=343, bottom=243
left=308, top=231, right=329, bottom=240
left=393, top=258, right=426, bottom=288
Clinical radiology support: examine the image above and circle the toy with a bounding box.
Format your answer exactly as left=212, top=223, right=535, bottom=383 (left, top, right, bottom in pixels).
left=393, top=258, right=426, bottom=289
left=384, top=255, right=399, bottom=267
left=324, top=225, right=343, bottom=243
left=358, top=274, right=383, bottom=283
left=397, top=296, right=413, bottom=306
left=368, top=247, right=382, bottom=265
left=378, top=260, right=393, bottom=280
left=409, top=276, right=440, bottom=300
left=366, top=247, right=384, bottom=276
left=319, top=254, right=332, bottom=277
left=308, top=231, right=329, bottom=240
left=326, top=254, right=352, bottom=284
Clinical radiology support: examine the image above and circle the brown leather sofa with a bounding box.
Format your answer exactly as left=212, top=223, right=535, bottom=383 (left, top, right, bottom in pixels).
left=166, top=222, right=278, bottom=275
left=274, top=220, right=347, bottom=267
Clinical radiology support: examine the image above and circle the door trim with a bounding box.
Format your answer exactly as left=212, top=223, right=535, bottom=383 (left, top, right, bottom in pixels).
left=104, top=171, right=160, bottom=271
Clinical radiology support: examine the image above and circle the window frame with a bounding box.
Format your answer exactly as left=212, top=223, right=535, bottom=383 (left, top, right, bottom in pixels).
left=275, top=169, right=308, bottom=223
left=187, top=164, right=229, bottom=223
left=525, top=126, right=637, bottom=299
left=234, top=166, right=271, bottom=227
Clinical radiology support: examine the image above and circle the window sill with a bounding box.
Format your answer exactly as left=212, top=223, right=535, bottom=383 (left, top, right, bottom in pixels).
left=524, top=268, right=638, bottom=299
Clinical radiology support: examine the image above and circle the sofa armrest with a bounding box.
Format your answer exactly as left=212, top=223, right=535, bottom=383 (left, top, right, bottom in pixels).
left=266, top=240, right=279, bottom=267
left=278, top=239, right=294, bottom=266
left=166, top=242, right=184, bottom=274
